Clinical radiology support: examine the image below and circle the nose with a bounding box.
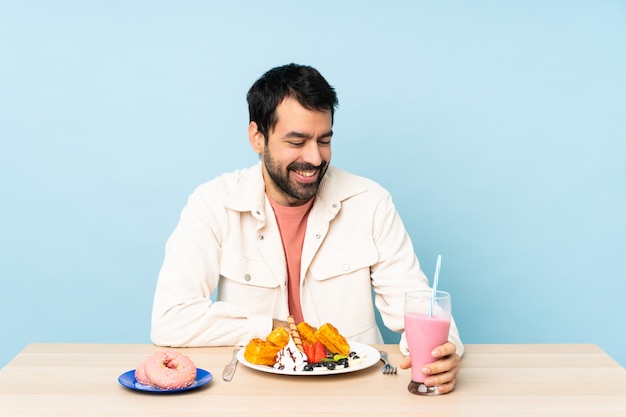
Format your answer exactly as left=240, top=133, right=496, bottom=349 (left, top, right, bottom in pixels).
left=301, top=141, right=324, bottom=167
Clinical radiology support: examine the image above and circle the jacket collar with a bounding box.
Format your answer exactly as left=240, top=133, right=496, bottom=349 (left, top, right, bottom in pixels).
left=225, top=162, right=368, bottom=216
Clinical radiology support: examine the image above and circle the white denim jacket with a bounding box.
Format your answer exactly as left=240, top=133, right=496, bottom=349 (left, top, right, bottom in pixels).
left=151, top=163, right=463, bottom=356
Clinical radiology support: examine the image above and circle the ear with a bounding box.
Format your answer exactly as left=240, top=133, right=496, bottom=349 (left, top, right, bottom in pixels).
left=248, top=122, right=265, bottom=154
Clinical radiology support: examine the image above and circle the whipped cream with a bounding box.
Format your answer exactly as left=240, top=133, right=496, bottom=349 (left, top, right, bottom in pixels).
left=273, top=337, right=308, bottom=372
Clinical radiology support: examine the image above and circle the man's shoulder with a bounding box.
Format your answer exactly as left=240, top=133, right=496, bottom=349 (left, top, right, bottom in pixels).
left=186, top=164, right=263, bottom=212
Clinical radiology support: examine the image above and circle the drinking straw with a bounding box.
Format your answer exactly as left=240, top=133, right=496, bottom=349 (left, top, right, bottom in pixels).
left=429, top=255, right=442, bottom=317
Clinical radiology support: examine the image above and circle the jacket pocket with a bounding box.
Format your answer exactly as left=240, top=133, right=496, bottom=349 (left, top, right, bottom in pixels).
left=308, top=237, right=378, bottom=281
left=219, top=249, right=280, bottom=288
left=217, top=249, right=283, bottom=315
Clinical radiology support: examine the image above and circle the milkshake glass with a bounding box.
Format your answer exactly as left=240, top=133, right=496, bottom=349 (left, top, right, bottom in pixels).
left=404, top=290, right=451, bottom=395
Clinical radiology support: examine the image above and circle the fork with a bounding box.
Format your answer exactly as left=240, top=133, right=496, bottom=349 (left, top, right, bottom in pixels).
left=379, top=351, right=397, bottom=375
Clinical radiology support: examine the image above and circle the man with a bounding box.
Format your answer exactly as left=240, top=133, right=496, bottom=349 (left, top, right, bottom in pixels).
left=151, top=63, right=462, bottom=393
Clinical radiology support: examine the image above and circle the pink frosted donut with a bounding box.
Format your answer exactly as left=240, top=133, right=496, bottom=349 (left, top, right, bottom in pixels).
left=143, top=350, right=197, bottom=389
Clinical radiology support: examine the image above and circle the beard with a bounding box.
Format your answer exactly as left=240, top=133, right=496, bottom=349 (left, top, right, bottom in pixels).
left=263, top=149, right=328, bottom=203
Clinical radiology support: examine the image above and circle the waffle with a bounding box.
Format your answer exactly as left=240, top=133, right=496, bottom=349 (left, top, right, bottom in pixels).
left=266, top=326, right=290, bottom=348
left=297, top=322, right=319, bottom=346
left=315, top=323, right=350, bottom=356
left=243, top=338, right=282, bottom=366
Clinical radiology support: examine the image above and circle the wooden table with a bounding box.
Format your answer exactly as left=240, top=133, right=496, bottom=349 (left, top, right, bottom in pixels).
left=1, top=343, right=625, bottom=416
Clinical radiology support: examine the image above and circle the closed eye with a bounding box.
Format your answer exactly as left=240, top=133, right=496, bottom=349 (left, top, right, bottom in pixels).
left=284, top=130, right=333, bottom=147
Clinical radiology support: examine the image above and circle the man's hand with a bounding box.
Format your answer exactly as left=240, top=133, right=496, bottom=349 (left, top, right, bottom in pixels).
left=399, top=341, right=461, bottom=394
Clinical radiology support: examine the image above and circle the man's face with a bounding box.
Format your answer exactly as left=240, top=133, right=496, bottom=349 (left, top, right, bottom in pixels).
left=253, top=97, right=333, bottom=206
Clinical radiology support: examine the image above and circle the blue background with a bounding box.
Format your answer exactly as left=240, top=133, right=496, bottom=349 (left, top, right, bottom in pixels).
left=1, top=1, right=624, bottom=369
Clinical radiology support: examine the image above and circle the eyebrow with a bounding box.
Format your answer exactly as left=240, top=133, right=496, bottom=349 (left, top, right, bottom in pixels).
left=285, top=130, right=334, bottom=140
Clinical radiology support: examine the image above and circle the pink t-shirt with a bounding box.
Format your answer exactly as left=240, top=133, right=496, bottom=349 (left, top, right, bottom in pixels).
left=267, top=195, right=314, bottom=324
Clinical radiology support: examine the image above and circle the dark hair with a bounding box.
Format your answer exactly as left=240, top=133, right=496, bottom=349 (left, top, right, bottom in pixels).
left=247, top=63, right=338, bottom=141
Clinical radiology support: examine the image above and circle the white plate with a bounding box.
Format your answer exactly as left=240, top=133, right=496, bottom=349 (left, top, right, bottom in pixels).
left=237, top=341, right=380, bottom=376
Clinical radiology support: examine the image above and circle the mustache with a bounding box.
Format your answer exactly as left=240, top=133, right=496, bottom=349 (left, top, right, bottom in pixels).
left=288, top=161, right=327, bottom=171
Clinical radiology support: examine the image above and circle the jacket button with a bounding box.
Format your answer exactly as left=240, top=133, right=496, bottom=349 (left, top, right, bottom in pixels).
left=258, top=234, right=264, bottom=240
left=342, top=264, right=350, bottom=271
left=314, top=233, right=321, bottom=239
left=244, top=274, right=251, bottom=281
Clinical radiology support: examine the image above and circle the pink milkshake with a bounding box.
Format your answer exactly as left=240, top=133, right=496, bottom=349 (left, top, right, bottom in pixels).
left=404, top=290, right=452, bottom=395
left=404, top=312, right=451, bottom=382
